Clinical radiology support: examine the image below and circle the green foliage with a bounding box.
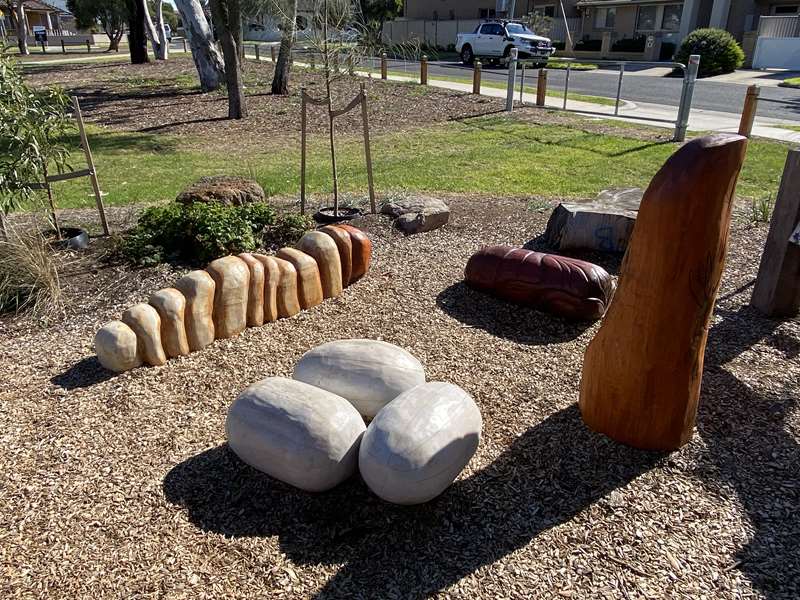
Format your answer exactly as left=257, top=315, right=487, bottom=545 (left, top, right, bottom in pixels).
left=0, top=47, right=73, bottom=216
left=0, top=230, right=63, bottom=319
left=151, top=1, right=179, bottom=31
left=121, top=202, right=312, bottom=265
left=675, top=28, right=744, bottom=78
left=752, top=194, right=773, bottom=223
left=67, top=0, right=128, bottom=37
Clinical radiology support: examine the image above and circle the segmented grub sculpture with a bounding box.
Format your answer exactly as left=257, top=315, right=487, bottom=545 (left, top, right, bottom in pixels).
left=579, top=134, right=748, bottom=451
left=94, top=225, right=372, bottom=373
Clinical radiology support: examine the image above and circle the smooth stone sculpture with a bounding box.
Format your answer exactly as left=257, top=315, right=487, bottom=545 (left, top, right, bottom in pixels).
left=253, top=254, right=280, bottom=322
left=293, top=339, right=426, bottom=418
left=272, top=257, right=302, bottom=318
left=335, top=224, right=372, bottom=283
left=149, top=288, right=190, bottom=358
left=95, top=320, right=142, bottom=372
left=122, top=303, right=167, bottom=366
left=320, top=225, right=353, bottom=287
left=206, top=256, right=250, bottom=339
left=174, top=270, right=216, bottom=352
left=580, top=134, right=748, bottom=451
left=226, top=377, right=366, bottom=492
left=297, top=231, right=343, bottom=299
left=238, top=253, right=266, bottom=328
left=465, top=246, right=616, bottom=320
left=276, top=247, right=323, bottom=310
left=359, top=382, right=482, bottom=505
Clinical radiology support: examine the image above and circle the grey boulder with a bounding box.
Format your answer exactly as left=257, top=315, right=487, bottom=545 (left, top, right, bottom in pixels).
left=381, top=196, right=450, bottom=235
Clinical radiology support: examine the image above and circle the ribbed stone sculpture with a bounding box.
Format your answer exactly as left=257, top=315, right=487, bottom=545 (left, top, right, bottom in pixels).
left=95, top=320, right=142, bottom=372
left=297, top=231, right=343, bottom=299
left=207, top=256, right=250, bottom=339
left=276, top=247, right=323, bottom=310
left=174, top=270, right=216, bottom=352
left=149, top=288, right=190, bottom=358
left=122, top=303, right=167, bottom=366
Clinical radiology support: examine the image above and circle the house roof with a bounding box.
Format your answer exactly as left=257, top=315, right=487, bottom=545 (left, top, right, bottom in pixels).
left=9, top=0, right=70, bottom=13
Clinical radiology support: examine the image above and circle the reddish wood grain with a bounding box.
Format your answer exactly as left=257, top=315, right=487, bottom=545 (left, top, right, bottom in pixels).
left=335, top=224, right=372, bottom=283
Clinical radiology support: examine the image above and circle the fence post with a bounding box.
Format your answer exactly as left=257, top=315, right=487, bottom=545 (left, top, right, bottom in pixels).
left=473, top=60, right=482, bottom=94
left=505, top=48, right=519, bottom=112
left=86, top=40, right=91, bottom=53
left=271, top=45, right=276, bottom=62
left=255, top=44, right=260, bottom=61
left=300, top=88, right=307, bottom=215
left=751, top=148, right=800, bottom=317
left=381, top=52, right=387, bottom=79
left=536, top=68, right=547, bottom=106
left=738, top=84, right=760, bottom=137
left=61, top=40, right=66, bottom=54
left=183, top=38, right=188, bottom=53
left=420, top=54, right=428, bottom=85
left=614, top=63, right=625, bottom=115
left=674, top=54, right=700, bottom=142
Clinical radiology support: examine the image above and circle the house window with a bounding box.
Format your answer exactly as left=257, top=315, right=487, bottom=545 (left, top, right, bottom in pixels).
left=636, top=5, right=659, bottom=31
left=773, top=5, right=800, bottom=14
left=594, top=7, right=616, bottom=29
left=661, top=4, right=683, bottom=30
left=479, top=9, right=497, bottom=18
left=537, top=5, right=557, bottom=17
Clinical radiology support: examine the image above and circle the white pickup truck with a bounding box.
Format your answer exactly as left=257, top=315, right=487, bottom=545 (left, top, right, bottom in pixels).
left=456, top=20, right=555, bottom=68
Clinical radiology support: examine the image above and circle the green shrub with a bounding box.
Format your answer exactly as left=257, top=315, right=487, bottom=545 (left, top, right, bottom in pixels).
left=675, top=28, right=744, bottom=78
left=121, top=202, right=311, bottom=266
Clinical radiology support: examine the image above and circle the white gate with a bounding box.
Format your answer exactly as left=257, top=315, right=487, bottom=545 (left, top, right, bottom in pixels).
left=753, top=37, right=800, bottom=69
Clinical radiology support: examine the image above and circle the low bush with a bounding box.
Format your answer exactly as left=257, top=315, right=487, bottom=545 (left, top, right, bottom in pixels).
left=0, top=230, right=63, bottom=319
left=574, top=38, right=602, bottom=52
left=611, top=35, right=646, bottom=53
left=675, top=28, right=744, bottom=77
left=121, top=202, right=313, bottom=266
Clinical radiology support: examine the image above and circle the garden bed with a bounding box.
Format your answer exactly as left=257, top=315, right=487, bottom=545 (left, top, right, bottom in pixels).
left=1, top=196, right=798, bottom=598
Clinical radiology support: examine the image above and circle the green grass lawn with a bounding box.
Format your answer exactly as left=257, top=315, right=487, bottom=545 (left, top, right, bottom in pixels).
left=778, top=77, right=800, bottom=88
left=42, top=114, right=789, bottom=211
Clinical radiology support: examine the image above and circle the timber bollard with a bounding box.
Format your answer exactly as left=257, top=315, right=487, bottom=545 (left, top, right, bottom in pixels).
left=255, top=44, right=260, bottom=60
left=61, top=40, right=66, bottom=54
left=86, top=41, right=91, bottom=53
left=738, top=84, right=760, bottom=137
left=271, top=45, right=276, bottom=62
left=183, top=38, right=188, bottom=53
left=473, top=61, right=482, bottom=94
left=420, top=55, right=428, bottom=85
left=536, top=69, right=547, bottom=107
left=41, top=41, right=47, bottom=53
left=381, top=53, right=387, bottom=79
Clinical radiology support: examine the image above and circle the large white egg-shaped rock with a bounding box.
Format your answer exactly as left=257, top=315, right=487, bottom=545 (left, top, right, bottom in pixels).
left=292, top=339, right=426, bottom=418
left=226, top=377, right=366, bottom=492
left=359, top=382, right=482, bottom=505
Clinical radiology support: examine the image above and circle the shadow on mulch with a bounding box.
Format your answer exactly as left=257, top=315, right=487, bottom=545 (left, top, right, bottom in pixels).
left=51, top=356, right=114, bottom=390
left=435, top=281, right=594, bottom=345
left=163, top=404, right=662, bottom=598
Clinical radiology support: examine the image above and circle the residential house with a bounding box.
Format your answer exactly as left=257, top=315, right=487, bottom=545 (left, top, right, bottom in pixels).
left=2, top=0, right=73, bottom=36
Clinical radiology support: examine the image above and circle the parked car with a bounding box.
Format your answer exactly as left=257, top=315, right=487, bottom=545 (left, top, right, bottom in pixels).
left=164, top=24, right=173, bottom=42
left=456, top=20, right=555, bottom=68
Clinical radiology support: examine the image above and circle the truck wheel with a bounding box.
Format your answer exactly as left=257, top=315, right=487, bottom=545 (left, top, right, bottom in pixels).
left=460, top=45, right=474, bottom=65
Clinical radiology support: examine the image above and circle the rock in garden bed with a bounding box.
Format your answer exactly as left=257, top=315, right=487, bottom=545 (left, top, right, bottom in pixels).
left=381, top=196, right=450, bottom=235
left=176, top=175, right=265, bottom=206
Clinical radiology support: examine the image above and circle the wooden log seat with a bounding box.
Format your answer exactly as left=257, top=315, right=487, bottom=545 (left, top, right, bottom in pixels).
left=464, top=245, right=616, bottom=320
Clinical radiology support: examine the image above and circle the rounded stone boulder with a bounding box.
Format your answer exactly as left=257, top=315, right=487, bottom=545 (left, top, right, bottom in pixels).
left=122, top=303, right=167, bottom=366
left=174, top=270, right=216, bottom=352
left=95, top=320, right=142, bottom=372
left=149, top=288, right=190, bottom=358
left=206, top=256, right=250, bottom=339
left=226, top=377, right=366, bottom=492
left=293, top=339, right=426, bottom=418
left=297, top=231, right=343, bottom=299
left=359, top=382, right=482, bottom=505
left=175, top=176, right=265, bottom=206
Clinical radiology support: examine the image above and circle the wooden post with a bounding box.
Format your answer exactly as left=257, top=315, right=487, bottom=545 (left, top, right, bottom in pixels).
left=381, top=52, right=387, bottom=79
left=536, top=68, right=547, bottom=107
left=41, top=40, right=46, bottom=53
left=182, top=38, right=188, bottom=53
left=738, top=84, right=760, bottom=137
left=41, top=165, right=61, bottom=240
left=61, top=40, right=66, bottom=53
left=300, top=89, right=307, bottom=215
left=420, top=55, right=428, bottom=85
left=271, top=45, right=276, bottom=62
left=72, top=96, right=110, bottom=235
left=579, top=134, right=748, bottom=451
left=751, top=149, right=800, bottom=317
left=86, top=40, right=91, bottom=53
left=255, top=44, right=260, bottom=61
left=473, top=61, right=482, bottom=94
left=360, top=84, right=376, bottom=214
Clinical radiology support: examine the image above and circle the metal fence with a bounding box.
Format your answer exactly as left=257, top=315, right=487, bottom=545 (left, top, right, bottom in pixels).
left=504, top=49, right=700, bottom=142
left=758, top=16, right=800, bottom=38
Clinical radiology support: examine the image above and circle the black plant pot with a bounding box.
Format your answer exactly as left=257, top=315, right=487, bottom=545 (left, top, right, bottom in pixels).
left=313, top=207, right=362, bottom=224
left=46, top=227, right=90, bottom=250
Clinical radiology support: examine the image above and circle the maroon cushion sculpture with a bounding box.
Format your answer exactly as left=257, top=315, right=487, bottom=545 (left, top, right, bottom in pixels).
left=464, top=246, right=616, bottom=320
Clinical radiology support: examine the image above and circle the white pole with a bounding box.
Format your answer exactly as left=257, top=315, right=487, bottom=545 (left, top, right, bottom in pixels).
left=559, top=0, right=573, bottom=49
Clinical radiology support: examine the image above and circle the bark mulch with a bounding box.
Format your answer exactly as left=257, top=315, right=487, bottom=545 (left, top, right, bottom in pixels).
left=1, top=197, right=798, bottom=598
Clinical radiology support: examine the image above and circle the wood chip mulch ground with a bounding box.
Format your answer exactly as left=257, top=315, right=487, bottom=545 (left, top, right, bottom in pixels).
left=1, top=196, right=798, bottom=599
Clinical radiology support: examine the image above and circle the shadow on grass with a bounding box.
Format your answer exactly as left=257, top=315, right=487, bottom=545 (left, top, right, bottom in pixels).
left=163, top=404, right=662, bottom=597
left=53, top=129, right=181, bottom=155
left=50, top=356, right=114, bottom=390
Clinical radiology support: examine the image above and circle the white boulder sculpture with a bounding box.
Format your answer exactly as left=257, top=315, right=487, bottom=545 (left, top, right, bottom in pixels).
left=95, top=320, right=142, bottom=372
left=293, top=339, right=426, bottom=418
left=359, top=382, right=482, bottom=505
left=226, top=377, right=366, bottom=492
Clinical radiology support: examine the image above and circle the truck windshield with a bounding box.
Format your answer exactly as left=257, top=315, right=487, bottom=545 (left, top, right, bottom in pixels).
left=505, top=24, right=533, bottom=34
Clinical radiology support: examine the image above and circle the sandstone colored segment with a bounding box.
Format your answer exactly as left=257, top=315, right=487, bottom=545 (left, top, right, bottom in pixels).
left=95, top=320, right=142, bottom=372
left=206, top=256, right=250, bottom=339
left=253, top=254, right=280, bottom=323
left=238, top=253, right=266, bottom=328
left=122, top=303, right=167, bottom=366
left=320, top=225, right=353, bottom=287
left=335, top=224, right=372, bottom=283
left=276, top=247, right=323, bottom=310
left=174, top=270, right=216, bottom=352
left=149, top=288, right=190, bottom=358
left=297, top=231, right=343, bottom=299
left=272, top=257, right=301, bottom=318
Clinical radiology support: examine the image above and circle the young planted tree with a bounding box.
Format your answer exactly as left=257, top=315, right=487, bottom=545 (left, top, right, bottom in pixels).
left=210, top=0, right=247, bottom=118
left=174, top=0, right=226, bottom=91
left=67, top=0, right=127, bottom=52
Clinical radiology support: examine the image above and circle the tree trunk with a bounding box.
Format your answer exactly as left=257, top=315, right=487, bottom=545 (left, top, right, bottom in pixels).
left=579, top=134, right=748, bottom=451
left=210, top=0, right=246, bottom=119
left=141, top=0, right=165, bottom=59
left=173, top=0, right=225, bottom=91
left=271, top=0, right=297, bottom=95
left=154, top=0, right=169, bottom=60
left=127, top=0, right=150, bottom=64
left=15, top=2, right=29, bottom=55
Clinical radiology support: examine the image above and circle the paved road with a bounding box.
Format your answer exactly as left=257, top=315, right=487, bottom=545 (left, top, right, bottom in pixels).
left=422, top=60, right=800, bottom=121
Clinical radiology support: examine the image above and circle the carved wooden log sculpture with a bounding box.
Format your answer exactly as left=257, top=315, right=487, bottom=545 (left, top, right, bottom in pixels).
left=464, top=246, right=616, bottom=320
left=580, top=134, right=748, bottom=451
left=276, top=247, right=324, bottom=310
left=336, top=224, right=372, bottom=283
left=272, top=256, right=302, bottom=318
left=320, top=225, right=353, bottom=287
left=207, top=256, right=250, bottom=339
